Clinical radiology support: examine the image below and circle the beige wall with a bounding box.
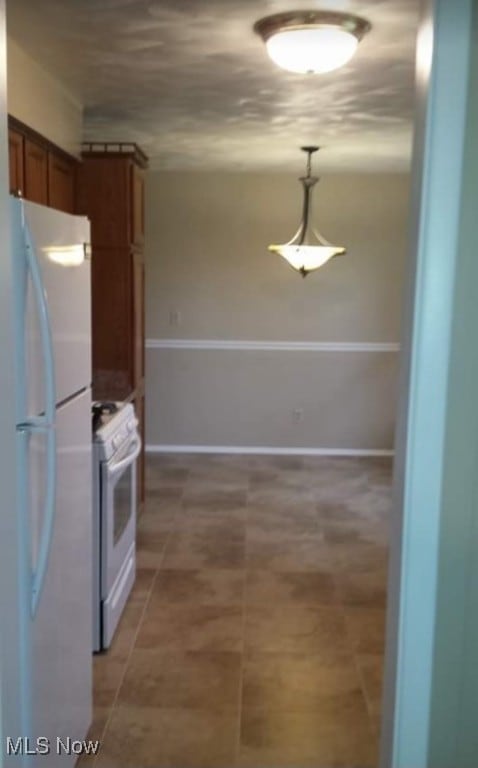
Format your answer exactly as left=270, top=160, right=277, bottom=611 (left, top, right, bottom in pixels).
left=145, top=171, right=410, bottom=451
left=6, top=38, right=82, bottom=156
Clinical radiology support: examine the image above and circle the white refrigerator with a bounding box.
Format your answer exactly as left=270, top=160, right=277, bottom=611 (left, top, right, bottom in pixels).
left=10, top=197, right=92, bottom=766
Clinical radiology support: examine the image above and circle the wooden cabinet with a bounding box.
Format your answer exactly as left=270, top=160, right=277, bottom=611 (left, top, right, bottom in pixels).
left=132, top=250, right=145, bottom=386
left=78, top=143, right=148, bottom=505
left=8, top=128, right=24, bottom=196
left=48, top=152, right=76, bottom=213
left=133, top=392, right=145, bottom=511
left=78, top=144, right=148, bottom=400
left=24, top=138, right=48, bottom=205
left=7, top=117, right=78, bottom=213
left=78, top=145, right=147, bottom=250
left=89, top=246, right=133, bottom=398
left=79, top=157, right=130, bottom=247
left=131, top=164, right=145, bottom=247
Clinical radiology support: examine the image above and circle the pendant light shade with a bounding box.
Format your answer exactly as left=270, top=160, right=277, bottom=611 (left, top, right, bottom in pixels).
left=254, top=11, right=371, bottom=75
left=269, top=147, right=345, bottom=277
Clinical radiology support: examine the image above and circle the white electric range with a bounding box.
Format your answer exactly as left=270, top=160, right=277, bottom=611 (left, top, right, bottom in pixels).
left=92, top=402, right=141, bottom=651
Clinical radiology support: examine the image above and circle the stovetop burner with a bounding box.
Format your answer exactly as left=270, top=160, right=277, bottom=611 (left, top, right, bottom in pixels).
left=92, top=401, right=121, bottom=432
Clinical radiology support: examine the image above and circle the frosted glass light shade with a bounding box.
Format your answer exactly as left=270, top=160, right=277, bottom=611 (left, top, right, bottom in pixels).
left=269, top=244, right=346, bottom=275
left=254, top=11, right=371, bottom=76
left=266, top=27, right=358, bottom=74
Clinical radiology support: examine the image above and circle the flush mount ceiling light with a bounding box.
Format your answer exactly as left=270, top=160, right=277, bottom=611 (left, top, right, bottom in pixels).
left=254, top=10, right=371, bottom=74
left=269, top=146, right=345, bottom=277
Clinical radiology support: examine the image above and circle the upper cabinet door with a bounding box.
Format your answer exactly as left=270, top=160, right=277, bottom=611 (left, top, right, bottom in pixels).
left=24, top=138, right=48, bottom=205
left=8, top=129, right=24, bottom=197
left=48, top=152, right=76, bottom=214
left=130, top=163, right=145, bottom=247
left=78, top=158, right=129, bottom=247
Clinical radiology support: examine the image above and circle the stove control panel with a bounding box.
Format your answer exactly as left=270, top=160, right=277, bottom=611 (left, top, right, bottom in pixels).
left=93, top=403, right=139, bottom=462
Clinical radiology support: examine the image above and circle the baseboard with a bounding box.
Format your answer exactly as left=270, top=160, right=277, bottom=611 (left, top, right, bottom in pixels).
left=146, top=444, right=394, bottom=457
left=146, top=338, right=401, bottom=353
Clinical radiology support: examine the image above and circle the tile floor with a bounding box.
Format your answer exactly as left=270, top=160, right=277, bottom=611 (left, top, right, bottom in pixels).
left=79, top=453, right=391, bottom=768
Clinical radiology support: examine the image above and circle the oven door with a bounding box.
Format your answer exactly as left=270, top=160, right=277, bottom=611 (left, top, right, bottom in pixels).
left=101, top=431, right=141, bottom=599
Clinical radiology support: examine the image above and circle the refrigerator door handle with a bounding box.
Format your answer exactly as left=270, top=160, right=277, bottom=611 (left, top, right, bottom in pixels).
left=23, top=221, right=58, bottom=618
left=17, top=416, right=55, bottom=432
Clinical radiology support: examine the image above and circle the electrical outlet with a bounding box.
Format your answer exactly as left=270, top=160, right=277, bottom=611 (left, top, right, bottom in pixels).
left=169, top=309, right=181, bottom=327
left=292, top=408, right=304, bottom=423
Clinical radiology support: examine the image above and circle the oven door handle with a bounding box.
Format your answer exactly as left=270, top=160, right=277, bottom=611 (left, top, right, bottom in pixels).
left=109, top=435, right=142, bottom=480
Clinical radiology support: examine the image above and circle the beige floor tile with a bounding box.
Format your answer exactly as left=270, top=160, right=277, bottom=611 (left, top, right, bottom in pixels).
left=347, top=487, right=392, bottom=520
left=371, top=710, right=383, bottom=738
left=93, top=655, right=127, bottom=708
left=246, top=531, right=335, bottom=572
left=322, top=518, right=388, bottom=542
left=248, top=484, right=318, bottom=506
left=136, top=602, right=244, bottom=652
left=245, top=570, right=337, bottom=606
left=190, top=458, right=250, bottom=474
left=244, top=603, right=349, bottom=656
left=327, top=538, right=388, bottom=574
left=182, top=487, right=248, bottom=509
left=336, top=567, right=388, bottom=608
left=313, top=476, right=370, bottom=507
left=186, top=468, right=249, bottom=491
left=118, top=649, right=241, bottom=710
left=128, top=568, right=156, bottom=604
left=162, top=528, right=245, bottom=570
left=357, top=653, right=384, bottom=716
left=196, top=453, right=253, bottom=471
left=96, top=705, right=238, bottom=768
left=153, top=568, right=245, bottom=605
left=146, top=454, right=195, bottom=469
left=137, top=504, right=178, bottom=533
left=242, top=653, right=363, bottom=711
left=239, top=694, right=377, bottom=767
left=106, top=602, right=144, bottom=662
left=253, top=456, right=304, bottom=471
left=135, top=530, right=169, bottom=569
left=344, top=607, right=387, bottom=655
left=100, top=453, right=393, bottom=768
left=89, top=704, right=112, bottom=738
left=142, top=485, right=184, bottom=503
left=247, top=468, right=284, bottom=486
left=175, top=514, right=246, bottom=537
left=248, top=469, right=314, bottom=492
left=176, top=505, right=247, bottom=527
left=144, top=466, right=189, bottom=488
left=76, top=706, right=111, bottom=766
left=316, top=501, right=358, bottom=524
left=247, top=504, right=319, bottom=537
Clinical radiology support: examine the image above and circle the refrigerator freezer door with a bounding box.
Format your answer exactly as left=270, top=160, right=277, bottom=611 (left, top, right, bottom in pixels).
left=12, top=198, right=91, bottom=413
left=31, top=388, right=92, bottom=765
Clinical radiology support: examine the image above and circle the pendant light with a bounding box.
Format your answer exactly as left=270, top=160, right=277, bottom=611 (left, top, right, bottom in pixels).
left=269, top=147, right=345, bottom=277
left=254, top=10, right=371, bottom=75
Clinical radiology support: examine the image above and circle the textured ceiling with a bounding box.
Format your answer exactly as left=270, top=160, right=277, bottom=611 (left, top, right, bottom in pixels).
left=6, top=0, right=419, bottom=171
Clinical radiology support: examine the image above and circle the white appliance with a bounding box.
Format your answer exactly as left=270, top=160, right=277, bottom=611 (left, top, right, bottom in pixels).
left=11, top=197, right=92, bottom=766
left=92, top=402, right=140, bottom=651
